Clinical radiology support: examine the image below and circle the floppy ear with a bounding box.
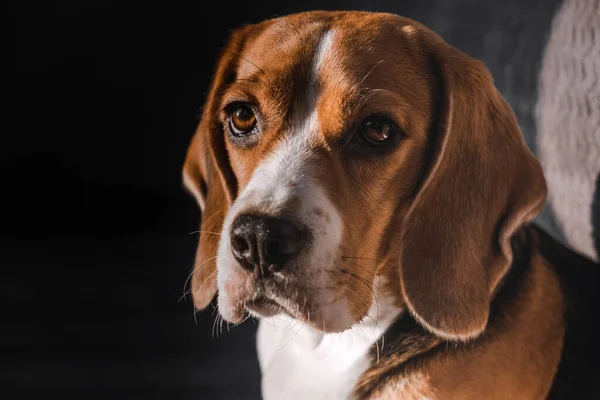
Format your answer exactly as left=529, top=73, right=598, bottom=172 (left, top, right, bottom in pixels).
left=399, top=41, right=547, bottom=341
left=182, top=28, right=247, bottom=310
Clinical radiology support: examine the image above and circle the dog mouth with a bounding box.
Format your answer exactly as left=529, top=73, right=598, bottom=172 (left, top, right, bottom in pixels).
left=245, top=295, right=285, bottom=317
left=224, top=264, right=354, bottom=330
left=243, top=282, right=309, bottom=320
left=230, top=279, right=359, bottom=333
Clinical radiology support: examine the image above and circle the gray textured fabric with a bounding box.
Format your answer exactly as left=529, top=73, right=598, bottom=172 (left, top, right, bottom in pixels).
left=536, top=0, right=600, bottom=261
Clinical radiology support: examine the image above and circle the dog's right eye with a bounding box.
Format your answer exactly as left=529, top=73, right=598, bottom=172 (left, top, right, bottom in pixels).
left=357, top=115, right=397, bottom=147
left=229, top=105, right=257, bottom=136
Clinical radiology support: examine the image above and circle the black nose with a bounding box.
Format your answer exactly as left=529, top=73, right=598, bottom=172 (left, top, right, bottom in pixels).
left=230, top=214, right=302, bottom=277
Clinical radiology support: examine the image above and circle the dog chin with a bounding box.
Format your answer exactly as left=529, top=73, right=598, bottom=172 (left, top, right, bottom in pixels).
left=245, top=296, right=283, bottom=318
left=217, top=295, right=245, bottom=323
left=219, top=289, right=357, bottom=333
left=250, top=295, right=356, bottom=334
left=218, top=289, right=283, bottom=323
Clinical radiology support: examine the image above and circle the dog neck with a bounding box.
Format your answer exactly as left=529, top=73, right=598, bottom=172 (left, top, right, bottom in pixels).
left=257, top=277, right=403, bottom=400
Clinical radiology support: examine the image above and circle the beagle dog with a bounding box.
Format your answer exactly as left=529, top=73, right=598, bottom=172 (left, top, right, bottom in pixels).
left=182, top=11, right=600, bottom=399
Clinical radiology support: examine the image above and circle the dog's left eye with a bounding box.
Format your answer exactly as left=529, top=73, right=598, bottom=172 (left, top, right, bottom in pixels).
left=357, top=116, right=396, bottom=147
left=229, top=105, right=257, bottom=136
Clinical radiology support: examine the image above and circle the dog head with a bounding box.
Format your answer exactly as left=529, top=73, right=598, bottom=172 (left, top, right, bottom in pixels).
left=182, top=11, right=547, bottom=340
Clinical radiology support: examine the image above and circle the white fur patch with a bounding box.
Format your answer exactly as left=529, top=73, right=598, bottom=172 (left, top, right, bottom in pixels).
left=313, top=30, right=334, bottom=80
left=258, top=277, right=403, bottom=400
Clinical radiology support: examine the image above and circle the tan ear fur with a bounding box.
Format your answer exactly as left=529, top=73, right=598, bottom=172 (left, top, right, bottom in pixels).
left=399, top=40, right=547, bottom=341
left=182, top=27, right=251, bottom=310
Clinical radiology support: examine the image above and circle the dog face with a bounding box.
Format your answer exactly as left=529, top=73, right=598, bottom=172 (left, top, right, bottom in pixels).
left=183, top=12, right=547, bottom=339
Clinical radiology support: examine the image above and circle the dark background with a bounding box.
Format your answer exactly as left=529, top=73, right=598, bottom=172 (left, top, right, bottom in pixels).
left=2, top=1, right=562, bottom=399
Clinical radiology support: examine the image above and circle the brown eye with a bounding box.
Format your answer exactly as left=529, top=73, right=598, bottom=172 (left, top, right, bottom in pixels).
left=229, top=105, right=257, bottom=136
left=359, top=116, right=396, bottom=146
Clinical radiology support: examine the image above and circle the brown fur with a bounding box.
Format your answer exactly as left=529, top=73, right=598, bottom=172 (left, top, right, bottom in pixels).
left=182, top=11, right=598, bottom=399
left=355, top=228, right=565, bottom=399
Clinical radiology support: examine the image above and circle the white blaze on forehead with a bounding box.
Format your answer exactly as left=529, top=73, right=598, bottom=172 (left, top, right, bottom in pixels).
left=303, top=30, right=335, bottom=137
left=313, top=30, right=334, bottom=78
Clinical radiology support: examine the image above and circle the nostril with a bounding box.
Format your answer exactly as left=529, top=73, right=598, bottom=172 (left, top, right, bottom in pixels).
left=265, top=240, right=280, bottom=258
left=231, top=234, right=256, bottom=273
left=262, top=220, right=302, bottom=267
left=231, top=236, right=250, bottom=253
left=265, top=237, right=297, bottom=257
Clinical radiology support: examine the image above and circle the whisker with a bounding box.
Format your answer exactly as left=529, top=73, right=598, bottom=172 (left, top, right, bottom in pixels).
left=339, top=289, right=385, bottom=362
left=352, top=317, right=370, bottom=341
left=340, top=268, right=378, bottom=300
left=330, top=264, right=383, bottom=330
left=337, top=280, right=373, bottom=312
left=272, top=314, right=297, bottom=331
left=271, top=316, right=281, bottom=340
left=212, top=313, right=220, bottom=339
left=191, top=269, right=218, bottom=303
left=339, top=260, right=378, bottom=278
left=356, top=59, right=384, bottom=87
left=342, top=290, right=380, bottom=336
left=189, top=230, right=222, bottom=236
left=340, top=260, right=386, bottom=298
left=179, top=258, right=197, bottom=304
left=323, top=267, right=380, bottom=316
left=279, top=320, right=305, bottom=350
left=343, top=292, right=376, bottom=326
left=341, top=255, right=386, bottom=263
left=222, top=51, right=271, bottom=84
left=235, top=312, right=252, bottom=326
left=375, top=333, right=380, bottom=363
left=260, top=317, right=278, bottom=328
left=181, top=255, right=218, bottom=303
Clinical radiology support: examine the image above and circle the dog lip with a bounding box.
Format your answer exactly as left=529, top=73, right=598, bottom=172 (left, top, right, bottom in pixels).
left=245, top=296, right=282, bottom=317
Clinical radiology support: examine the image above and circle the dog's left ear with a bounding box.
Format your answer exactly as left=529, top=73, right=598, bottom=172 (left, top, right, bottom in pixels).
left=398, top=35, right=548, bottom=341
left=182, top=27, right=250, bottom=310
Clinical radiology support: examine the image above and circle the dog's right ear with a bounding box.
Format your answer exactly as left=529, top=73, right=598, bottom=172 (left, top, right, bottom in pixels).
left=397, top=30, right=547, bottom=341
left=182, top=27, right=251, bottom=310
